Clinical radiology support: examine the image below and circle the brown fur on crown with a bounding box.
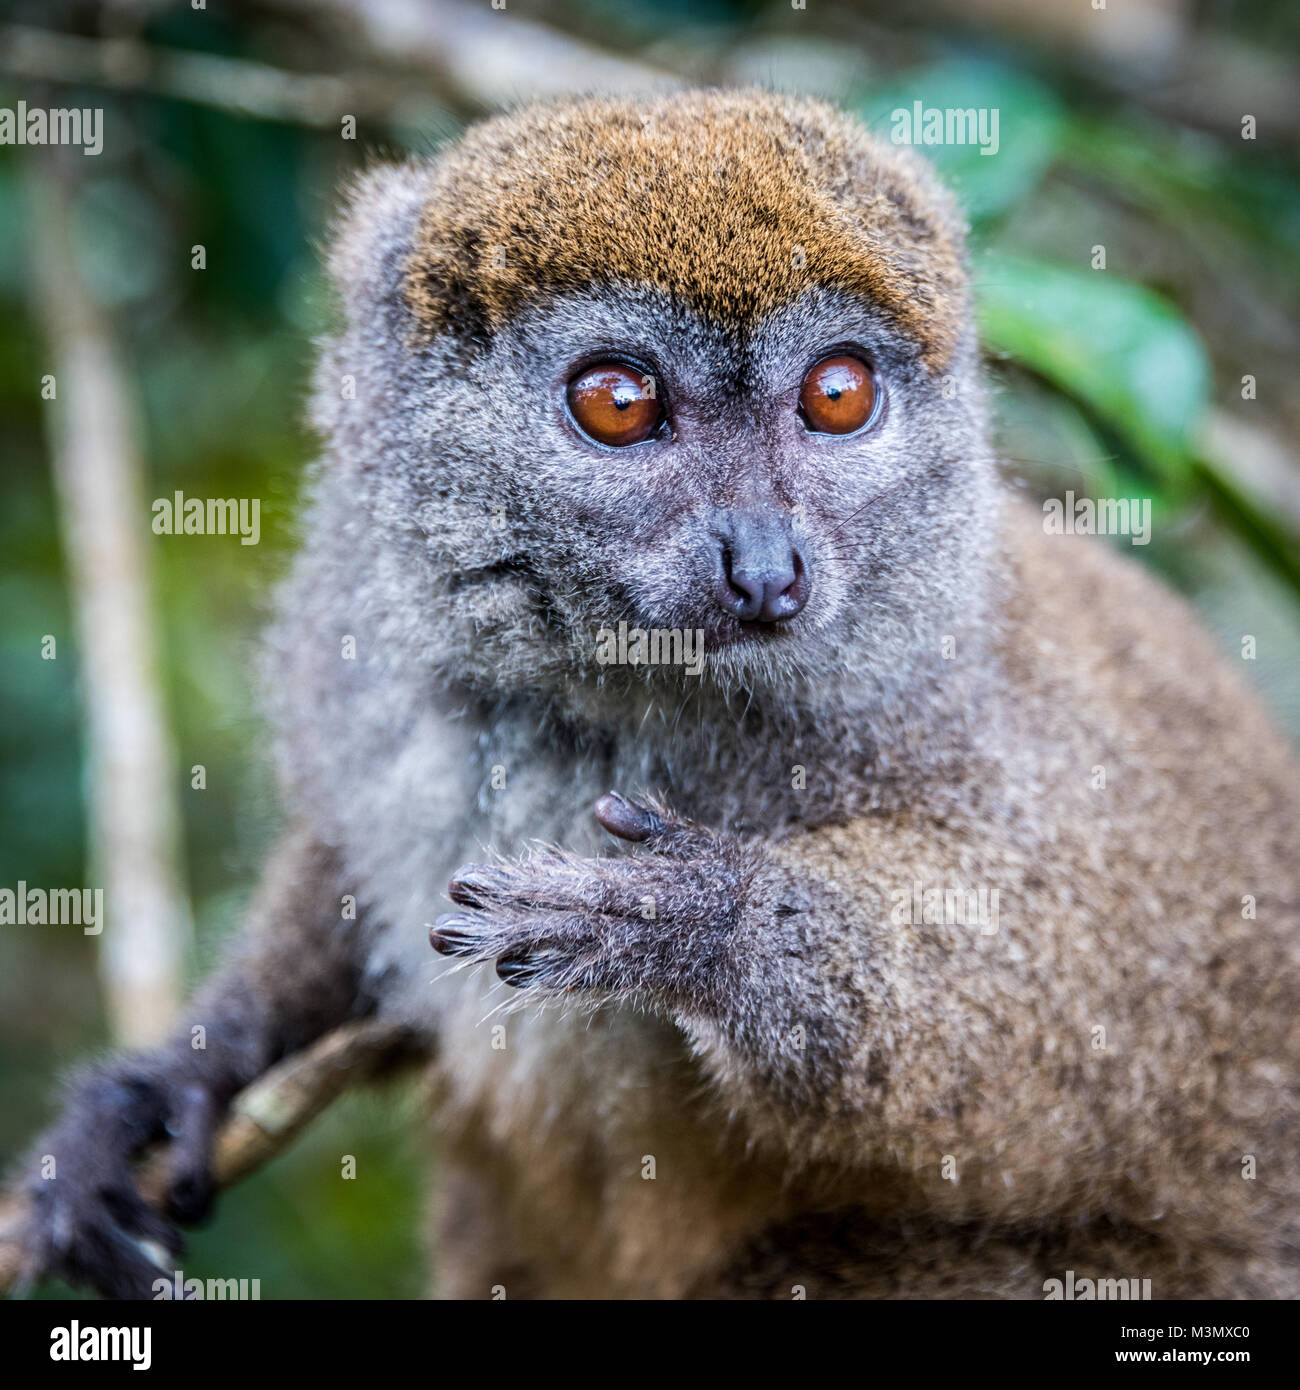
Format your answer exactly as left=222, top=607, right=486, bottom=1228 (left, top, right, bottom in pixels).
left=404, top=89, right=970, bottom=371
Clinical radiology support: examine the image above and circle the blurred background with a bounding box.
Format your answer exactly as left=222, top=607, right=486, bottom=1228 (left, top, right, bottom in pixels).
left=1, top=0, right=1297, bottom=1298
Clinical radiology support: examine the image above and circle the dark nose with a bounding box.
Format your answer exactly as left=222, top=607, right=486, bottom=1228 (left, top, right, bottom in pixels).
left=713, top=508, right=811, bottom=623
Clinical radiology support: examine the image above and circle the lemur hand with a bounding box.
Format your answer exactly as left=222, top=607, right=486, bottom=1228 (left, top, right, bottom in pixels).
left=19, top=1064, right=221, bottom=1299
left=431, top=794, right=787, bottom=1009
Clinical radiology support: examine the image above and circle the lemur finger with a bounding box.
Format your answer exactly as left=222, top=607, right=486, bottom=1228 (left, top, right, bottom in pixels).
left=447, top=855, right=588, bottom=912
left=595, top=792, right=714, bottom=858
left=102, top=1183, right=185, bottom=1258
left=495, top=950, right=622, bottom=993
left=164, top=1081, right=219, bottom=1225
left=430, top=909, right=595, bottom=961
left=90, top=1221, right=180, bottom=1300
left=449, top=852, right=648, bottom=917
left=445, top=854, right=716, bottom=926
left=429, top=915, right=488, bottom=957
left=47, top=1187, right=185, bottom=1300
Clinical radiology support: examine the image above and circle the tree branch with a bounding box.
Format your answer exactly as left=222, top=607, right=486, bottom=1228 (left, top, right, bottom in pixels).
left=0, top=23, right=447, bottom=129
left=27, top=153, right=191, bottom=1047
left=260, top=0, right=679, bottom=109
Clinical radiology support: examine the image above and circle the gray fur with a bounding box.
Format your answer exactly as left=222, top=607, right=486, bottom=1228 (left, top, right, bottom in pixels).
left=17, top=101, right=1300, bottom=1301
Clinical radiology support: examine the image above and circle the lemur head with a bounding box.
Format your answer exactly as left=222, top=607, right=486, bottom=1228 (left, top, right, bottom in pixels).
left=311, top=90, right=995, bottom=708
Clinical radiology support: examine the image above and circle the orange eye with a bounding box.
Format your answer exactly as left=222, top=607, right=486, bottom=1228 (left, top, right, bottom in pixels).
left=567, top=362, right=662, bottom=447
left=799, top=354, right=877, bottom=435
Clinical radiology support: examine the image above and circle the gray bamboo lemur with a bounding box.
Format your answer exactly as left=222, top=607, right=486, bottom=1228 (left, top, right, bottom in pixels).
left=20, top=91, right=1300, bottom=1299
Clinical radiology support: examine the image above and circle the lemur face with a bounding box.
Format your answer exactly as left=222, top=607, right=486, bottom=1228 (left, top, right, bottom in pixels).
left=378, top=91, right=993, bottom=689
left=563, top=346, right=877, bottom=626
left=460, top=281, right=986, bottom=676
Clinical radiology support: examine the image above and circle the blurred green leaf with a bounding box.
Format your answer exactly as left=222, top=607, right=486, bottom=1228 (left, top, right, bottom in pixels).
left=1061, top=117, right=1300, bottom=285
left=855, top=59, right=1065, bottom=223
left=976, top=253, right=1211, bottom=483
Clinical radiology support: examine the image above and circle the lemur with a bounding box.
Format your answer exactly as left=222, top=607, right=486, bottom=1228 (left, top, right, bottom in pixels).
left=19, top=89, right=1300, bottom=1299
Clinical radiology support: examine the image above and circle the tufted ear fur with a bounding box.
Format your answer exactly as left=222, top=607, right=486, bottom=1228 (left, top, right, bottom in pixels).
left=325, top=158, right=440, bottom=341
left=308, top=157, right=447, bottom=457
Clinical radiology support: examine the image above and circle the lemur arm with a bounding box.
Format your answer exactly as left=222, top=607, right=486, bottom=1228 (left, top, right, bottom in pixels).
left=435, top=793, right=1255, bottom=1251
left=433, top=796, right=967, bottom=1135
left=433, top=790, right=1214, bottom=1261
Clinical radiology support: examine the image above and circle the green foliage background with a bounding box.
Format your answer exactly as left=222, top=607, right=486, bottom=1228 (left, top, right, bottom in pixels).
left=1, top=0, right=1297, bottom=1297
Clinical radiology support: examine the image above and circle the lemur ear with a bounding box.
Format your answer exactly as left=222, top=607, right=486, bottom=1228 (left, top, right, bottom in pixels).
left=325, top=158, right=439, bottom=336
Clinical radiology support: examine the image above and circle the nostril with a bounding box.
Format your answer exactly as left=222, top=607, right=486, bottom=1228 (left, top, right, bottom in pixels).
left=720, top=545, right=764, bottom=619
left=711, top=512, right=812, bottom=625
left=759, top=548, right=809, bottom=622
